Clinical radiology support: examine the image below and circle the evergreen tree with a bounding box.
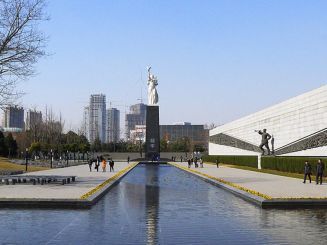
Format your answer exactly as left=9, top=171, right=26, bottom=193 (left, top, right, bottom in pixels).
left=5, top=133, right=18, bottom=157
left=0, top=131, right=7, bottom=156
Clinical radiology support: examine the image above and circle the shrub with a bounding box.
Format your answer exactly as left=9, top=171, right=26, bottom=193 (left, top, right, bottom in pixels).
left=203, top=155, right=258, bottom=168
left=262, top=156, right=327, bottom=174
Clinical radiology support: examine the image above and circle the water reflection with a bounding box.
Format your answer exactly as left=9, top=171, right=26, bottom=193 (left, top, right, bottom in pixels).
left=145, top=164, right=160, bottom=245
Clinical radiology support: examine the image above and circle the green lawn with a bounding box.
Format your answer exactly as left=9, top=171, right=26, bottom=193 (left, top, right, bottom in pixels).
left=0, top=157, right=49, bottom=173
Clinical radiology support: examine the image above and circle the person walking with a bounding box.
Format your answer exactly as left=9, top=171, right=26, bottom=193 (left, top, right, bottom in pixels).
left=194, top=158, right=198, bottom=168
left=102, top=157, right=106, bottom=172
left=188, top=159, right=191, bottom=168
left=316, top=159, right=325, bottom=185
left=200, top=158, right=204, bottom=168
left=216, top=159, right=219, bottom=168
left=127, top=156, right=130, bottom=164
left=303, top=161, right=311, bottom=183
left=95, top=156, right=100, bottom=172
left=109, top=160, right=115, bottom=172
left=88, top=158, right=94, bottom=172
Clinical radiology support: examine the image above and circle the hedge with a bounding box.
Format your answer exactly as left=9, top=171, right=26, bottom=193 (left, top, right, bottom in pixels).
left=262, top=156, right=327, bottom=174
left=204, top=155, right=327, bottom=174
left=203, top=155, right=258, bottom=168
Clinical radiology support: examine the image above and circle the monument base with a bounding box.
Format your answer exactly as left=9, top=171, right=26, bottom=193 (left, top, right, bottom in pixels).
left=146, top=106, right=160, bottom=160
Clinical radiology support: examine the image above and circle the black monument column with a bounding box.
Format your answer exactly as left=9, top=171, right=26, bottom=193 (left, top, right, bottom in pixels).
left=146, top=105, right=160, bottom=160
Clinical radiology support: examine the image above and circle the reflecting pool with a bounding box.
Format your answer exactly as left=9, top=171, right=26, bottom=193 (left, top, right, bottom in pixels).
left=1, top=164, right=327, bottom=244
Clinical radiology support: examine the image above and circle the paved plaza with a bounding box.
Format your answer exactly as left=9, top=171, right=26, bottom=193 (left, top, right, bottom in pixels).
left=173, top=162, right=327, bottom=199
left=0, top=162, right=134, bottom=200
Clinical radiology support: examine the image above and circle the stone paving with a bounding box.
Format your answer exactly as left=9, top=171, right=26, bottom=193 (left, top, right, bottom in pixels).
left=0, top=162, right=134, bottom=199
left=173, top=162, right=327, bottom=198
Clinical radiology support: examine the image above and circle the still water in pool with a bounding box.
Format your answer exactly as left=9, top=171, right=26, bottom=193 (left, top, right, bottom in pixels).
left=1, top=164, right=327, bottom=244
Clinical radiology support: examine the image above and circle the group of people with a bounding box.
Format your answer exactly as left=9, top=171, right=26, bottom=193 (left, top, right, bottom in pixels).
left=187, top=157, right=204, bottom=168
left=88, top=156, right=115, bottom=172
left=303, top=159, right=325, bottom=184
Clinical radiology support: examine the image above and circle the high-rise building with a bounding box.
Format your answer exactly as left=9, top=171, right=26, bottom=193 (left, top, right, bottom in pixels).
left=125, top=103, right=146, bottom=140
left=106, top=108, right=120, bottom=143
left=25, top=109, right=42, bottom=131
left=160, top=123, right=209, bottom=149
left=89, top=94, right=106, bottom=143
left=2, top=106, right=24, bottom=130
left=82, top=106, right=90, bottom=140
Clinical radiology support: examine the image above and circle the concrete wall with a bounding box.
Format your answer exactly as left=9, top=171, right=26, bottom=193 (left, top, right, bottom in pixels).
left=209, top=143, right=261, bottom=156
left=210, top=84, right=327, bottom=156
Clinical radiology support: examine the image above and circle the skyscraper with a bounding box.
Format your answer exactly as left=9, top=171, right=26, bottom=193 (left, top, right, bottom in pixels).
left=106, top=108, right=120, bottom=143
left=2, top=106, right=24, bottom=130
left=25, top=109, right=42, bottom=131
left=82, top=106, right=90, bottom=140
left=125, top=103, right=146, bottom=140
left=89, top=94, right=106, bottom=143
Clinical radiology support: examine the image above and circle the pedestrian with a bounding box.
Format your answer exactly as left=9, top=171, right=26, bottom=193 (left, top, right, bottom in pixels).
left=188, top=159, right=191, bottom=168
left=200, top=158, right=204, bottom=168
left=216, top=159, right=219, bottom=168
left=88, top=158, right=94, bottom=172
left=316, top=159, right=325, bottom=185
left=110, top=160, right=115, bottom=172
left=127, top=156, right=130, bottom=164
left=180, top=156, right=183, bottom=162
left=303, top=161, right=311, bottom=183
left=102, top=157, right=106, bottom=172
left=95, top=156, right=100, bottom=172
left=194, top=158, right=198, bottom=168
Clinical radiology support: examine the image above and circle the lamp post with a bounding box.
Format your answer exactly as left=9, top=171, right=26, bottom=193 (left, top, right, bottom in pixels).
left=137, top=132, right=143, bottom=158
left=25, top=148, right=29, bottom=172
left=66, top=150, right=69, bottom=167
left=50, top=149, right=53, bottom=168
left=139, top=139, right=143, bottom=158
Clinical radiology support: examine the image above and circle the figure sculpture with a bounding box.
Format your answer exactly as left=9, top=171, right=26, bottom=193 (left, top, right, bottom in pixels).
left=147, top=66, right=159, bottom=105
left=255, top=129, right=272, bottom=155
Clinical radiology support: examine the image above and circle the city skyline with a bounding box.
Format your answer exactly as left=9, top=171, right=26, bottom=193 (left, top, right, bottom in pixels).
left=11, top=0, right=327, bottom=131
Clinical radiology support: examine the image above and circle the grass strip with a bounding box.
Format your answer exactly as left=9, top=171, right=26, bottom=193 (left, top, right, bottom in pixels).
left=0, top=157, right=49, bottom=172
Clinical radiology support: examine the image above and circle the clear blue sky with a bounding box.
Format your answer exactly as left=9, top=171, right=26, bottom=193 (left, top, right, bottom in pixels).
left=18, top=0, right=327, bottom=132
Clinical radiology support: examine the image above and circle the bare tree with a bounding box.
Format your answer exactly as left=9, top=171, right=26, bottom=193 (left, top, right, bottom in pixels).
left=205, top=123, right=218, bottom=130
left=0, top=0, right=47, bottom=107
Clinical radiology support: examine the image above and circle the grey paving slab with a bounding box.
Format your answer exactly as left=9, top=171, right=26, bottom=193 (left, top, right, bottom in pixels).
left=172, top=162, right=327, bottom=199
left=0, top=162, right=135, bottom=199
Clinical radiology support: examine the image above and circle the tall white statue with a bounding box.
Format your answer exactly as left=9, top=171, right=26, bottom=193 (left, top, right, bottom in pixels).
left=147, top=66, right=159, bottom=105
